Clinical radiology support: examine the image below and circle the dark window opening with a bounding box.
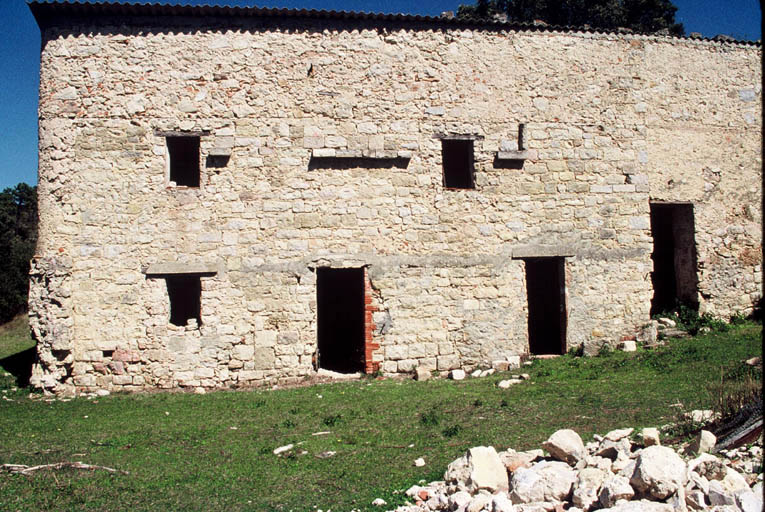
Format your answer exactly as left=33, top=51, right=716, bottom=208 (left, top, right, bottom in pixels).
left=167, top=275, right=202, bottom=327
left=102, top=350, right=114, bottom=358
left=441, top=139, right=475, bottom=189
left=167, top=136, right=200, bottom=187
left=317, top=268, right=365, bottom=373
left=524, top=257, right=567, bottom=355
left=650, top=203, right=699, bottom=315
left=518, top=123, right=526, bottom=151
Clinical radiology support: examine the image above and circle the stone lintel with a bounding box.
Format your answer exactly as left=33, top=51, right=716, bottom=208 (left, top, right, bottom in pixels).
left=144, top=262, right=219, bottom=275
left=433, top=133, right=485, bottom=140
left=512, top=245, right=574, bottom=259
left=208, top=147, right=232, bottom=156
left=496, top=150, right=537, bottom=161
left=154, top=129, right=211, bottom=137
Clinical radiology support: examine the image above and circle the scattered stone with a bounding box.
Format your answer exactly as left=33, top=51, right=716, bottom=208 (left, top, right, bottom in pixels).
left=687, top=453, right=727, bottom=481
left=510, top=460, right=577, bottom=504
left=448, top=490, right=472, bottom=511
left=371, top=497, right=387, bottom=506
left=604, top=428, right=634, bottom=442
left=543, top=429, right=586, bottom=464
left=466, top=492, right=492, bottom=512
left=273, top=444, right=293, bottom=455
left=445, top=446, right=508, bottom=493
left=735, top=488, right=763, bottom=512
left=629, top=446, right=687, bottom=500
left=689, top=429, right=716, bottom=454
left=492, top=360, right=510, bottom=371
left=599, top=475, right=635, bottom=508
left=450, top=369, right=466, bottom=381
left=388, top=424, right=762, bottom=512
left=498, top=379, right=521, bottom=389
left=660, top=328, right=689, bottom=338
left=572, top=467, right=607, bottom=510
left=685, top=489, right=706, bottom=510
left=315, top=450, right=336, bottom=458
left=744, top=356, right=761, bottom=366
left=500, top=450, right=539, bottom=473
left=637, top=321, right=659, bottom=345
left=708, top=480, right=736, bottom=506
left=414, top=457, right=425, bottom=467
left=684, top=409, right=716, bottom=423
left=471, top=369, right=482, bottom=378
left=519, top=373, right=530, bottom=380
left=641, top=428, right=661, bottom=447
left=657, top=317, right=676, bottom=328
left=491, top=492, right=515, bottom=512
left=466, top=446, right=509, bottom=492
left=414, top=368, right=430, bottom=381
left=618, top=340, right=637, bottom=352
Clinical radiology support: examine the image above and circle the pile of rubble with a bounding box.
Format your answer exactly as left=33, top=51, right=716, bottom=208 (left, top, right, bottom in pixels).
left=385, top=426, right=763, bottom=512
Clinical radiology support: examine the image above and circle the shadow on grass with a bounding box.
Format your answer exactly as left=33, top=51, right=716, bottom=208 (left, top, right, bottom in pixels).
left=0, top=347, right=35, bottom=387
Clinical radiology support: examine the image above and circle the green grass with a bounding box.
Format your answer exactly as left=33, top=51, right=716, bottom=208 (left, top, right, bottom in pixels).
left=0, top=319, right=761, bottom=511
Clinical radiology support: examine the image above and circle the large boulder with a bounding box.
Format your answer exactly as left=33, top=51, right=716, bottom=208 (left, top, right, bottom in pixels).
left=444, top=446, right=509, bottom=493
left=543, top=429, right=586, bottom=464
left=509, top=460, right=577, bottom=504
left=629, top=445, right=688, bottom=500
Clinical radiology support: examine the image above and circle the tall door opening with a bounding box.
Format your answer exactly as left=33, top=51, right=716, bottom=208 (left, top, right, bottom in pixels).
left=649, top=203, right=699, bottom=315
left=524, top=257, right=567, bottom=355
left=317, top=268, right=365, bottom=373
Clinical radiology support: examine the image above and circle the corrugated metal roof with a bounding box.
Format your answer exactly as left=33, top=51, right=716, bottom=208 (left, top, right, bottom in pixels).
left=27, top=0, right=760, bottom=46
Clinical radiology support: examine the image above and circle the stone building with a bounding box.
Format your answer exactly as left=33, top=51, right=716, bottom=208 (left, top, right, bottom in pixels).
left=28, top=1, right=761, bottom=395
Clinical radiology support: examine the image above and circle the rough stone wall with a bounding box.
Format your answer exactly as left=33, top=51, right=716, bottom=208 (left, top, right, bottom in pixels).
left=30, top=13, right=761, bottom=394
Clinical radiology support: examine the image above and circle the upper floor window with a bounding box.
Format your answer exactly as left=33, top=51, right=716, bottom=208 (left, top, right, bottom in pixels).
left=167, top=136, right=200, bottom=187
left=441, top=139, right=475, bottom=189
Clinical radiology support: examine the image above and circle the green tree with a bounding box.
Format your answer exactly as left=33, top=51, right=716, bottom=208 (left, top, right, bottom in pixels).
left=457, top=0, right=684, bottom=35
left=0, top=183, right=38, bottom=323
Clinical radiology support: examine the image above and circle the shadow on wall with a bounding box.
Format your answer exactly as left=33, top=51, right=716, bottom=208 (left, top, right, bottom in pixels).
left=0, top=347, right=35, bottom=387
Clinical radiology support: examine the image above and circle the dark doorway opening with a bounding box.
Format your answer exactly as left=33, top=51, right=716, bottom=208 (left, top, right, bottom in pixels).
left=317, top=268, right=365, bottom=373
left=649, top=203, right=699, bottom=315
left=524, top=257, right=567, bottom=355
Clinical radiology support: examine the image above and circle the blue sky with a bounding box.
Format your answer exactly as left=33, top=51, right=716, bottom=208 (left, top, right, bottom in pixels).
left=0, top=0, right=760, bottom=190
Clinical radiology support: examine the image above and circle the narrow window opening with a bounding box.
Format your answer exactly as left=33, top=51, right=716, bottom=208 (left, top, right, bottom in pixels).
left=441, top=139, right=475, bottom=189
left=649, top=203, right=699, bottom=315
left=166, top=275, right=202, bottom=327
left=316, top=268, right=365, bottom=373
left=167, top=136, right=200, bottom=187
left=518, top=123, right=526, bottom=151
left=524, top=257, right=567, bottom=355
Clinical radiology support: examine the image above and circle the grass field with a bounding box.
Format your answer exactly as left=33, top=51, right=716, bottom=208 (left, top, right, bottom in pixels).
left=0, top=316, right=761, bottom=511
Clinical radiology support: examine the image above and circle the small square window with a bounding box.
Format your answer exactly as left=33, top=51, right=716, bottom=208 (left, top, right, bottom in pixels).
left=167, top=136, right=200, bottom=187
left=166, top=275, right=201, bottom=327
left=441, top=139, right=475, bottom=189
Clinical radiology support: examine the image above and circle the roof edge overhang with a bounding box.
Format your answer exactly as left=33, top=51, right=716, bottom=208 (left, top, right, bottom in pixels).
left=27, top=0, right=761, bottom=47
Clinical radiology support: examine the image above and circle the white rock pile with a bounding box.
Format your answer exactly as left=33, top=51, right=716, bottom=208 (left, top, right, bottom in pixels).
left=388, top=427, right=763, bottom=512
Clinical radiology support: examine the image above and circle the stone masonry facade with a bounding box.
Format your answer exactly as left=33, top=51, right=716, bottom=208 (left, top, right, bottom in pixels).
left=28, top=3, right=761, bottom=395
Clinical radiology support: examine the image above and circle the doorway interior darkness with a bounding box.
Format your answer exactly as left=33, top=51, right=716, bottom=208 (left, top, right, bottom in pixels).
left=523, top=257, right=567, bottom=355
left=649, top=203, right=699, bottom=316
left=316, top=267, right=365, bottom=373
